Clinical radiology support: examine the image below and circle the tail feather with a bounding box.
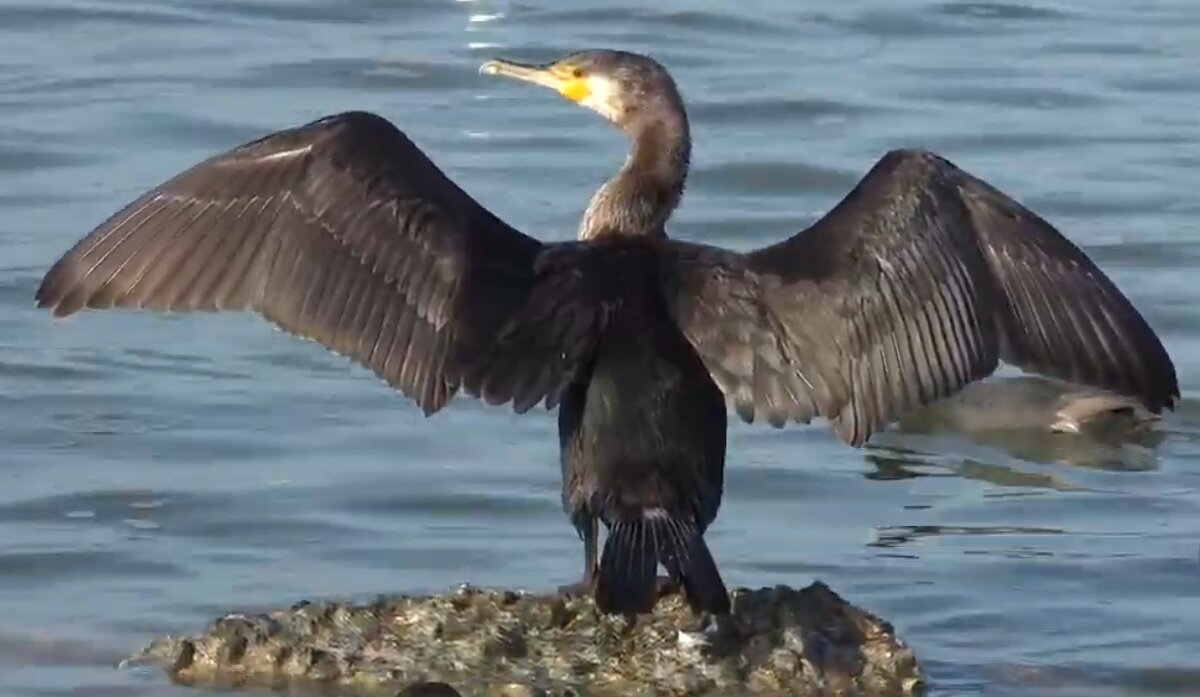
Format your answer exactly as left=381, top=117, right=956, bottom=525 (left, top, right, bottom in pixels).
left=660, top=517, right=730, bottom=615
left=596, top=510, right=730, bottom=615
left=595, top=516, right=659, bottom=614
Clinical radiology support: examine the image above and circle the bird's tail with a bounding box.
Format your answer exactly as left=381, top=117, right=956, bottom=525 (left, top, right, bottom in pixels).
left=595, top=509, right=730, bottom=615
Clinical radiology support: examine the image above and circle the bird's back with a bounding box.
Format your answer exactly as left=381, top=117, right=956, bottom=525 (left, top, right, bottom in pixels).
left=556, top=238, right=727, bottom=527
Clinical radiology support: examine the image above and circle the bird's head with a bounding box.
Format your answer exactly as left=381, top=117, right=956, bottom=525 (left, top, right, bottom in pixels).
left=480, top=49, right=683, bottom=134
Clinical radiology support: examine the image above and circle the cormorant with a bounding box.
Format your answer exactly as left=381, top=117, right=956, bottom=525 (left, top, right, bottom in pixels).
left=36, top=49, right=1178, bottom=616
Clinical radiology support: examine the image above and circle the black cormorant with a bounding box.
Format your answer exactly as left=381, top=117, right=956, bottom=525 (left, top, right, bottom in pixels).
left=36, top=49, right=1178, bottom=616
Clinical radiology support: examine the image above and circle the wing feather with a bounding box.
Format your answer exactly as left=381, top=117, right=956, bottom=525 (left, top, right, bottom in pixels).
left=662, top=149, right=1176, bottom=445
left=38, top=111, right=596, bottom=416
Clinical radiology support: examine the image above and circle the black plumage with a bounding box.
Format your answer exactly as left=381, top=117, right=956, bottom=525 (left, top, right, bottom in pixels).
left=37, top=49, right=1178, bottom=616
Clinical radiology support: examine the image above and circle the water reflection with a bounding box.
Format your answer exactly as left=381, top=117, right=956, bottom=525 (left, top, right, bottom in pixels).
left=869, top=523, right=1065, bottom=549
left=863, top=446, right=1088, bottom=491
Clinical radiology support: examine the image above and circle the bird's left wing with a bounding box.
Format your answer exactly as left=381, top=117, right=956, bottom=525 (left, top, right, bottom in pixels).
left=661, top=149, right=1177, bottom=446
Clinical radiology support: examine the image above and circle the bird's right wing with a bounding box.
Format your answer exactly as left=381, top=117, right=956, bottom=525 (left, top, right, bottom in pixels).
left=37, top=111, right=585, bottom=415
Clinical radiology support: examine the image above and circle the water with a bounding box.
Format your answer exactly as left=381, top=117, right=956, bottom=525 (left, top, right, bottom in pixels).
left=2, top=1, right=1199, bottom=695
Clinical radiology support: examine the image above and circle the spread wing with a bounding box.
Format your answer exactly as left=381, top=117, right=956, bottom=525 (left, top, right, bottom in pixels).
left=37, top=111, right=591, bottom=415
left=663, top=149, right=1178, bottom=446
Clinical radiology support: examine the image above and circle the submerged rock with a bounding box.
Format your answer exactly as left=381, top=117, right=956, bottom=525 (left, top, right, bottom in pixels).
left=898, top=376, right=1158, bottom=436
left=129, top=582, right=923, bottom=696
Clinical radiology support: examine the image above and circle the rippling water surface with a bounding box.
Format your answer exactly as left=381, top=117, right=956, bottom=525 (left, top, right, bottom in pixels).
left=3, top=1, right=1200, bottom=695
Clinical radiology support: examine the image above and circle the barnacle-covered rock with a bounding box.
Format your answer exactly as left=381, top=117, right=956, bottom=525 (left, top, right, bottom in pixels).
left=129, top=581, right=923, bottom=696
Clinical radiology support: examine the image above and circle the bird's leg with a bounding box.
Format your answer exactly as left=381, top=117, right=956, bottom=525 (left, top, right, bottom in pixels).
left=557, top=516, right=599, bottom=597
left=579, top=515, right=599, bottom=588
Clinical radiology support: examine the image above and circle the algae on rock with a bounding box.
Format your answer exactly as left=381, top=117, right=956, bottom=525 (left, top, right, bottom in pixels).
left=130, top=581, right=924, bottom=696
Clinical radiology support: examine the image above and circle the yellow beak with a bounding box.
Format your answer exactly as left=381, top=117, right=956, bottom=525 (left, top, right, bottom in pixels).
left=480, top=58, right=592, bottom=103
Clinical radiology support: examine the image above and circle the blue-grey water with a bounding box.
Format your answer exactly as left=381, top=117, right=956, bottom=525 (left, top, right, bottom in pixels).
left=2, top=1, right=1200, bottom=695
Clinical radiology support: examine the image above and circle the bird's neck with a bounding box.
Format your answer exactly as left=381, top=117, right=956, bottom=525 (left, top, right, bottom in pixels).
left=579, top=111, right=690, bottom=241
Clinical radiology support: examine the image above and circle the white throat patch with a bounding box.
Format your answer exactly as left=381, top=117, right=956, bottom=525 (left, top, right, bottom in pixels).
left=580, top=75, right=621, bottom=122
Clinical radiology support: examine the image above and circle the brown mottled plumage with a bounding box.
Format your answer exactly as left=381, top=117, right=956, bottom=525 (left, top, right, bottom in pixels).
left=37, top=49, right=1178, bottom=616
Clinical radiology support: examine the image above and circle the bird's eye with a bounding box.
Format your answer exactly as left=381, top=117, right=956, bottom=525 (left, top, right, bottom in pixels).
left=572, top=68, right=584, bottom=78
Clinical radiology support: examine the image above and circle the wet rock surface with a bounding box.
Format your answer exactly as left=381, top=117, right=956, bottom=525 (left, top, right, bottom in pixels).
left=129, top=581, right=924, bottom=696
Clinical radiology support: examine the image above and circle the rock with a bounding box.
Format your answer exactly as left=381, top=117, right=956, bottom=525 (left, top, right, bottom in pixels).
left=129, top=581, right=923, bottom=696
